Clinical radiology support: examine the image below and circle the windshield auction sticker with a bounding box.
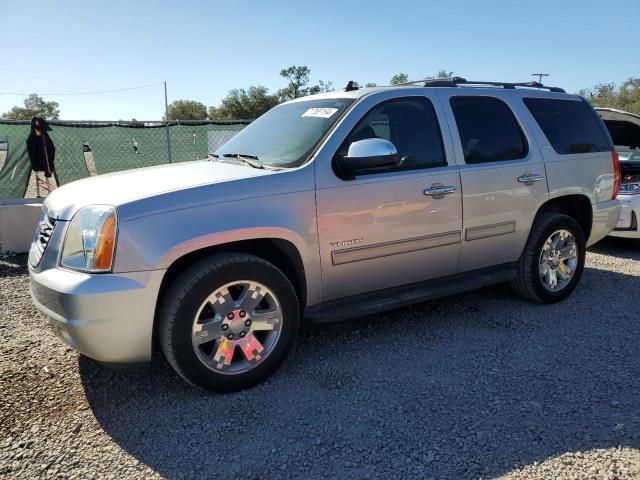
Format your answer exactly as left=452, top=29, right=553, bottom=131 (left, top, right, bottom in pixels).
left=301, top=108, right=338, bottom=118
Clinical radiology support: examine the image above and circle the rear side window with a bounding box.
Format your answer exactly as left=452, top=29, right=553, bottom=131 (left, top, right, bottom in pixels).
left=524, top=98, right=612, bottom=154
left=450, top=96, right=527, bottom=164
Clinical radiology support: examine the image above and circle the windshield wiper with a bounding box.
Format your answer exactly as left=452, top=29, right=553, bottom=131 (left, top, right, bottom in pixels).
left=220, top=153, right=264, bottom=169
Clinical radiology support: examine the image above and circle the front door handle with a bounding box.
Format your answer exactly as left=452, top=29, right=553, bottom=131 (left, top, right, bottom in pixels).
left=517, top=173, right=545, bottom=184
left=424, top=185, right=457, bottom=196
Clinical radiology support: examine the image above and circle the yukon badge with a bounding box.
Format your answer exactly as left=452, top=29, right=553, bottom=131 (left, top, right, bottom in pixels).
left=330, top=238, right=364, bottom=249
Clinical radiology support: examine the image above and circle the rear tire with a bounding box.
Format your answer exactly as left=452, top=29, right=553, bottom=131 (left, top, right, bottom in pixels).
left=511, top=213, right=586, bottom=303
left=159, top=253, right=300, bottom=393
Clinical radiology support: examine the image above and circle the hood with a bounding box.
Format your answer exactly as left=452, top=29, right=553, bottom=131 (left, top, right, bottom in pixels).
left=44, top=160, right=271, bottom=220
left=597, top=108, right=640, bottom=150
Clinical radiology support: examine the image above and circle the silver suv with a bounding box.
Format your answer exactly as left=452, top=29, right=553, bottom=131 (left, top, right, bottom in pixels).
left=29, top=78, right=621, bottom=392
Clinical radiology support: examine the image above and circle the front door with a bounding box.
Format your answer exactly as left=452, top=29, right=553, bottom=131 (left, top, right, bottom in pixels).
left=315, top=93, right=463, bottom=301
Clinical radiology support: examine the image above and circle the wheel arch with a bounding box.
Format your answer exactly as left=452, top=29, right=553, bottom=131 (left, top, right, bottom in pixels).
left=152, top=237, right=308, bottom=355
left=534, top=194, right=593, bottom=240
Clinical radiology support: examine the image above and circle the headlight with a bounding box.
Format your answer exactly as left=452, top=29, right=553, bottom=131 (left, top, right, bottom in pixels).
left=620, top=183, right=640, bottom=195
left=60, top=205, right=117, bottom=272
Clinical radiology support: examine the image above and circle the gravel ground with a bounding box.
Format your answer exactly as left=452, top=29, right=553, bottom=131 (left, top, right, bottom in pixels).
left=1, top=238, right=639, bottom=479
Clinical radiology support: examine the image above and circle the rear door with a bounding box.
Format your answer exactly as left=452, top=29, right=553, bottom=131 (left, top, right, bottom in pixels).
left=439, top=93, right=549, bottom=272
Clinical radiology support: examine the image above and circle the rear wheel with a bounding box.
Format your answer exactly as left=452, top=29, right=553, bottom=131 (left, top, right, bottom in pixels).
left=511, top=213, right=586, bottom=303
left=159, top=253, right=300, bottom=392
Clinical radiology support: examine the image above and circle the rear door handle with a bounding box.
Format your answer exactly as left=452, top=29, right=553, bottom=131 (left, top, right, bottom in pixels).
left=424, top=185, right=457, bottom=196
left=517, top=173, right=545, bottom=184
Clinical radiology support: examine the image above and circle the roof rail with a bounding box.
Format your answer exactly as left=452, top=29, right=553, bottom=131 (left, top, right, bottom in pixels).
left=394, top=79, right=430, bottom=86
left=423, top=77, right=565, bottom=93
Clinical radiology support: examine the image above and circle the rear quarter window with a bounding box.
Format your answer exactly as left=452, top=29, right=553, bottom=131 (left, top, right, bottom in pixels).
left=524, top=98, right=612, bottom=155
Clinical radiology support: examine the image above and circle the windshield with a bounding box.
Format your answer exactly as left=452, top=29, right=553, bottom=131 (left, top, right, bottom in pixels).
left=215, top=98, right=355, bottom=168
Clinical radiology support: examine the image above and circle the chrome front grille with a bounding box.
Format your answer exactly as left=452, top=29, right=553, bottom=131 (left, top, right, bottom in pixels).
left=29, top=214, right=56, bottom=267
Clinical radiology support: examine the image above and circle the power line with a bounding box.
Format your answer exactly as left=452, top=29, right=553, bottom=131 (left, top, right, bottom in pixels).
left=0, top=82, right=165, bottom=96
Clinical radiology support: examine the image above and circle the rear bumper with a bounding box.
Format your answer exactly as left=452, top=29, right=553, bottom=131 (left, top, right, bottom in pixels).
left=29, top=266, right=165, bottom=365
left=609, top=194, right=640, bottom=239
left=588, top=199, right=621, bottom=246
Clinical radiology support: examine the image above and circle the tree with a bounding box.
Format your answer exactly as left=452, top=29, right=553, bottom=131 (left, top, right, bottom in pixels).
left=389, top=69, right=453, bottom=86
left=277, top=65, right=332, bottom=101
left=208, top=86, right=279, bottom=120
left=579, top=78, right=640, bottom=115
left=164, top=99, right=207, bottom=120
left=390, top=73, right=409, bottom=85
left=1, top=94, right=60, bottom=119
left=433, top=69, right=454, bottom=79
left=208, top=66, right=334, bottom=119
left=306, top=79, right=334, bottom=96
left=364, top=82, right=378, bottom=88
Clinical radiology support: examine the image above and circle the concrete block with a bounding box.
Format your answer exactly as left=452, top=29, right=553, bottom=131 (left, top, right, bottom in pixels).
left=0, top=198, right=43, bottom=254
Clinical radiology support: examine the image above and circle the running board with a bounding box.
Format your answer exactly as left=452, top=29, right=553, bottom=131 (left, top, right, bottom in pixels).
left=305, top=263, right=517, bottom=323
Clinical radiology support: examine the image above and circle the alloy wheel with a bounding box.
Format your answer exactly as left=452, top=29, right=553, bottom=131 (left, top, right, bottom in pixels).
left=191, top=280, right=283, bottom=375
left=538, top=229, right=578, bottom=292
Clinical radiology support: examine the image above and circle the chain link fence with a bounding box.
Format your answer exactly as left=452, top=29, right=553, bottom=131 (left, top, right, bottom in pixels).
left=0, top=119, right=250, bottom=200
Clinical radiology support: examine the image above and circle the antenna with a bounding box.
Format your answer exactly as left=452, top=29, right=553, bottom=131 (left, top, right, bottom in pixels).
left=344, top=81, right=359, bottom=92
left=532, top=73, right=549, bottom=84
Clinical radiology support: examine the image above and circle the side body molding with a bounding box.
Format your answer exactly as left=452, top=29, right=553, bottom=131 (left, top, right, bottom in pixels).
left=465, top=221, right=516, bottom=241
left=332, top=231, right=461, bottom=266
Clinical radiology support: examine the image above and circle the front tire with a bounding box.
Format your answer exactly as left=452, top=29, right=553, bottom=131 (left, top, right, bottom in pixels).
left=159, top=253, right=300, bottom=393
left=511, top=213, right=586, bottom=303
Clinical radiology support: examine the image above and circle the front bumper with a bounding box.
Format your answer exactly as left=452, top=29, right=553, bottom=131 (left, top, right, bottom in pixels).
left=588, top=199, right=621, bottom=246
left=609, top=194, right=640, bottom=239
left=29, top=265, right=165, bottom=365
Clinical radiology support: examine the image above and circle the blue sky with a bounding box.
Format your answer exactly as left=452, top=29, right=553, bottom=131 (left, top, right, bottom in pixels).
left=1, top=0, right=638, bottom=120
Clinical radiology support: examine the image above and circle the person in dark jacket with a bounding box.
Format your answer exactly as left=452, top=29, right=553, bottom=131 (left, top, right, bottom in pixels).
left=26, top=117, right=58, bottom=194
left=26, top=117, right=56, bottom=176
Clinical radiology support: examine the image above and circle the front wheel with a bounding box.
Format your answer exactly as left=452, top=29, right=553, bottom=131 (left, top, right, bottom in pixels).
left=159, top=253, right=300, bottom=393
left=511, top=213, right=586, bottom=303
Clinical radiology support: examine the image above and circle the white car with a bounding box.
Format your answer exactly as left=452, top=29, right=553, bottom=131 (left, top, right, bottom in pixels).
left=596, top=108, right=640, bottom=239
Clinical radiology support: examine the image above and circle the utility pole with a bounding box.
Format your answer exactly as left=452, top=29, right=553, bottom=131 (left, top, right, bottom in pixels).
left=532, top=73, right=549, bottom=84
left=164, top=81, right=172, bottom=163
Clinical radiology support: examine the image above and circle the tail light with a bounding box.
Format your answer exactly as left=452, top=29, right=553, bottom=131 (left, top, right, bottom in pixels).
left=612, top=150, right=621, bottom=199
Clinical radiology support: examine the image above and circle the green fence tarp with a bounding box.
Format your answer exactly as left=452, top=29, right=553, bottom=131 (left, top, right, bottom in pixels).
left=0, top=123, right=32, bottom=199
left=0, top=121, right=248, bottom=200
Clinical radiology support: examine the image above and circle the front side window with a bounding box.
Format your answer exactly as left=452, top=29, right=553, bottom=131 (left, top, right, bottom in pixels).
left=524, top=98, right=612, bottom=155
left=215, top=98, right=355, bottom=168
left=338, top=97, right=446, bottom=172
left=450, top=96, right=528, bottom=164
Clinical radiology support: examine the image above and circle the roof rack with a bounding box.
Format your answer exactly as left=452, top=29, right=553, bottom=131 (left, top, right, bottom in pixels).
left=393, top=79, right=428, bottom=86
left=422, top=77, right=565, bottom=93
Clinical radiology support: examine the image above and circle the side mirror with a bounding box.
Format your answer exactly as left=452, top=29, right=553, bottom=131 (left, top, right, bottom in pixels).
left=334, top=138, right=398, bottom=179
